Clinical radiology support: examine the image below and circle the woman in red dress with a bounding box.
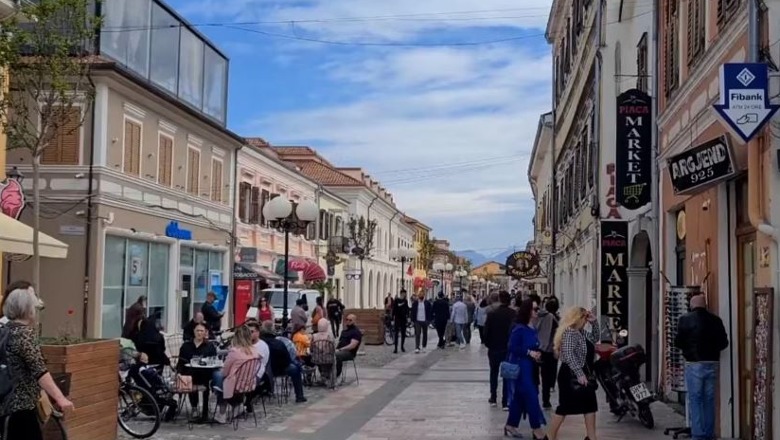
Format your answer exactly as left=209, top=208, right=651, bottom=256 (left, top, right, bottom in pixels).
left=258, top=297, right=273, bottom=322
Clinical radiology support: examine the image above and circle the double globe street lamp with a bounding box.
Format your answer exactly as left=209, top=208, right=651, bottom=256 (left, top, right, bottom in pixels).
left=453, top=268, right=468, bottom=293
left=389, top=248, right=417, bottom=292
left=432, top=262, right=453, bottom=296
left=262, top=196, right=318, bottom=330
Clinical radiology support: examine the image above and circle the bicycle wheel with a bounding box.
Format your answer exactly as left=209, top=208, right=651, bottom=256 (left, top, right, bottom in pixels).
left=117, top=384, right=161, bottom=439
left=384, top=325, right=394, bottom=345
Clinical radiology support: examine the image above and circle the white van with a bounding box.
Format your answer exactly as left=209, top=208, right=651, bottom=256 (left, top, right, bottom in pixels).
left=245, top=288, right=321, bottom=329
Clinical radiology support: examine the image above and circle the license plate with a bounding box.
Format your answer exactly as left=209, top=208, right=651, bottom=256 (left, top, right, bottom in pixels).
left=629, top=383, right=652, bottom=401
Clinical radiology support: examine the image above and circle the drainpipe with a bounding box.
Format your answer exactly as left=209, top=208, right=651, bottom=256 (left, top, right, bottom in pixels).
left=592, top=0, right=604, bottom=309
left=314, top=184, right=322, bottom=261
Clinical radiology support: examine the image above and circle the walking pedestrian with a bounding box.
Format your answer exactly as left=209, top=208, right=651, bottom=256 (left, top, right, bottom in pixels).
left=326, top=295, right=345, bottom=336
left=536, top=296, right=560, bottom=408
left=411, top=292, right=432, bottom=353
left=484, top=291, right=516, bottom=410
left=432, top=292, right=450, bottom=349
left=464, top=295, right=476, bottom=344
left=450, top=295, right=468, bottom=349
left=504, top=298, right=548, bottom=439
left=392, top=289, right=410, bottom=353
left=546, top=306, right=601, bottom=440
left=674, top=294, right=728, bottom=440
left=474, top=296, right=490, bottom=345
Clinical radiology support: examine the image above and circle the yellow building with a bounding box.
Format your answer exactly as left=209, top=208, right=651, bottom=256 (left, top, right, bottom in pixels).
left=404, top=216, right=432, bottom=292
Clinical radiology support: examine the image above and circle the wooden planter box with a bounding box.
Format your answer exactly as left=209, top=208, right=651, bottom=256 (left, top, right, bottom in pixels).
left=345, top=309, right=385, bottom=345
left=41, top=339, right=120, bottom=440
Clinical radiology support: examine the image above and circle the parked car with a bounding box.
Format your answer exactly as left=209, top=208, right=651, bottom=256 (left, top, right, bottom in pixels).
left=245, top=288, right=320, bottom=330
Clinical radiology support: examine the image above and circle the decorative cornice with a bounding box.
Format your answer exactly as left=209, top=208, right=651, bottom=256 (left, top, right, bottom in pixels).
left=123, top=102, right=146, bottom=119
left=159, top=120, right=178, bottom=134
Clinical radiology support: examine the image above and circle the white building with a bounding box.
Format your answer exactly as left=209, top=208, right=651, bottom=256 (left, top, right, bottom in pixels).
left=528, top=112, right=554, bottom=298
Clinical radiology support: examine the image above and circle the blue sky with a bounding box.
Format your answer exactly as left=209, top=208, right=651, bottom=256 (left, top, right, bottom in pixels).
left=169, top=0, right=553, bottom=254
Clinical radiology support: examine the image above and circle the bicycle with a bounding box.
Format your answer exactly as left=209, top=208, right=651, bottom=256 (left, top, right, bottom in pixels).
left=117, top=378, right=161, bottom=439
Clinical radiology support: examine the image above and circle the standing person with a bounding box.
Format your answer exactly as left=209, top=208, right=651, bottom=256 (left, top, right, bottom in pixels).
left=326, top=295, right=345, bottom=336
left=290, top=299, right=308, bottom=331
left=546, top=307, right=601, bottom=440
left=432, top=292, right=450, bottom=349
left=201, top=292, right=224, bottom=334
left=312, top=296, right=326, bottom=333
left=258, top=297, right=273, bottom=322
left=450, top=295, right=468, bottom=349
left=464, top=295, right=476, bottom=344
left=474, top=296, right=490, bottom=345
left=504, top=299, right=548, bottom=439
left=674, top=294, right=728, bottom=440
left=484, top=291, right=516, bottom=410
left=536, top=296, right=560, bottom=408
left=392, top=289, right=411, bottom=353
left=122, top=295, right=147, bottom=340
left=182, top=312, right=205, bottom=342
left=411, top=292, right=432, bottom=353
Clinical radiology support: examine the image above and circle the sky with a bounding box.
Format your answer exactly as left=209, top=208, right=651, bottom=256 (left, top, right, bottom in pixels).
left=169, top=0, right=554, bottom=254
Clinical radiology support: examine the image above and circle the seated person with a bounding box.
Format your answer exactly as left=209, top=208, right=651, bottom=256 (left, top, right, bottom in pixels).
left=261, top=320, right=307, bottom=403
left=135, top=318, right=170, bottom=367
left=182, top=312, right=205, bottom=342
left=176, top=323, right=217, bottom=420
left=129, top=353, right=178, bottom=422
left=211, top=326, right=260, bottom=424
left=336, top=314, right=362, bottom=377
left=291, top=323, right=312, bottom=365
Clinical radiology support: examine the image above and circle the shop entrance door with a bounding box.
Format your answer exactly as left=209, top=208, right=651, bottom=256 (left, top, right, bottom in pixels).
left=737, top=235, right=756, bottom=438
left=180, top=270, right=193, bottom=330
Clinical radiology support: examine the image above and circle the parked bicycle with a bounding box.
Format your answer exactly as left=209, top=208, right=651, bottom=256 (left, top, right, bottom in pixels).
left=117, top=347, right=161, bottom=439
left=383, top=316, right=414, bottom=345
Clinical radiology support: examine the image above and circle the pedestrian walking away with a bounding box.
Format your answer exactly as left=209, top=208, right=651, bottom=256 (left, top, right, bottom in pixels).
left=464, top=294, right=476, bottom=344
left=432, top=292, right=450, bottom=349
left=450, top=295, right=469, bottom=349
left=483, top=290, right=517, bottom=410
left=536, top=295, right=560, bottom=408
left=673, top=293, right=728, bottom=440
left=474, top=296, right=490, bottom=345
left=547, top=306, right=601, bottom=440
left=392, top=289, right=411, bottom=353
left=411, top=292, right=432, bottom=353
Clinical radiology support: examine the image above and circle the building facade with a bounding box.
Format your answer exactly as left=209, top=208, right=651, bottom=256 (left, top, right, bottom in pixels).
left=529, top=112, right=554, bottom=298
left=404, top=216, right=432, bottom=294
left=6, top=0, right=241, bottom=338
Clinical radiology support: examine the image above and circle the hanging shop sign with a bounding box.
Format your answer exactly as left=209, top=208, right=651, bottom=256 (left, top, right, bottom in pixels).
left=600, top=221, right=629, bottom=332
left=0, top=178, right=26, bottom=219
left=604, top=164, right=622, bottom=219
left=668, top=136, right=736, bottom=195
left=505, top=251, right=541, bottom=280
left=615, top=88, right=652, bottom=210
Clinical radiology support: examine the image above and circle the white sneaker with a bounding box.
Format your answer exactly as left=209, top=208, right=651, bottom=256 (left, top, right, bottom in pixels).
left=459, top=344, right=466, bottom=350
left=214, top=408, right=228, bottom=424
left=414, top=348, right=420, bottom=353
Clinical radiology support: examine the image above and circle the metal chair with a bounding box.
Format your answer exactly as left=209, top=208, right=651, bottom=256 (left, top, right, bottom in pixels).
left=212, top=358, right=262, bottom=430
left=311, top=339, right=337, bottom=389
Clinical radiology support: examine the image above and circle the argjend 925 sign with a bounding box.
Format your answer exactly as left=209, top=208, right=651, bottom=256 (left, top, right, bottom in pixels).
left=667, top=136, right=735, bottom=195
left=615, top=89, right=652, bottom=210
left=600, top=221, right=629, bottom=332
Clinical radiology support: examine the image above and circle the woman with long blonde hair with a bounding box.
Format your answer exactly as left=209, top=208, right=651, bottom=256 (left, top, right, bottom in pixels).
left=546, top=306, right=600, bottom=440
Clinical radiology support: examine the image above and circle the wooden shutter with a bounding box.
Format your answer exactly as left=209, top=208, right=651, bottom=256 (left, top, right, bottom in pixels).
left=42, top=106, right=81, bottom=165
left=210, top=159, right=223, bottom=202
left=123, top=120, right=141, bottom=175
left=250, top=187, right=260, bottom=224
left=157, top=135, right=173, bottom=186
left=238, top=183, right=249, bottom=222
left=259, top=189, right=270, bottom=225
left=687, top=0, right=704, bottom=63
left=187, top=148, right=200, bottom=195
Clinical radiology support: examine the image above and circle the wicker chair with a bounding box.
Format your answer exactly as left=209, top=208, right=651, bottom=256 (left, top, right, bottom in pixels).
left=310, top=339, right=337, bottom=389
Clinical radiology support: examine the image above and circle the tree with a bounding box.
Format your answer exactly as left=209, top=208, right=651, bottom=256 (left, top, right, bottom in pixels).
left=347, top=216, right=377, bottom=308
left=0, top=0, right=100, bottom=292
left=417, top=236, right=436, bottom=271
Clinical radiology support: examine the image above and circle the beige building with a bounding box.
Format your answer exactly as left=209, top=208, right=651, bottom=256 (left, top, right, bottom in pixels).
left=6, top=1, right=242, bottom=338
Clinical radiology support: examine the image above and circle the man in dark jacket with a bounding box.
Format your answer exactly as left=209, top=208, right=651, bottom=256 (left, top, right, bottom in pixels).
left=483, top=291, right=516, bottom=410
left=673, top=294, right=728, bottom=440
left=201, top=292, right=223, bottom=335
left=392, top=289, right=411, bottom=353
left=410, top=292, right=432, bottom=353
left=431, top=292, right=450, bottom=349
left=326, top=295, right=346, bottom=336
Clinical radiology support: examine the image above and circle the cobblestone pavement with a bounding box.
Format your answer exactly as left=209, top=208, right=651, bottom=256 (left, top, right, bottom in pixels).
left=119, top=329, right=686, bottom=439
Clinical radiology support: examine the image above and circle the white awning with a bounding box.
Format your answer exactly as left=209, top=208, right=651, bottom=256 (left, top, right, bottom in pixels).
left=0, top=213, right=68, bottom=259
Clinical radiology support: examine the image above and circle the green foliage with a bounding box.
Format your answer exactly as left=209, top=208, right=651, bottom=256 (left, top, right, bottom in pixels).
left=347, top=216, right=377, bottom=259
left=417, top=235, right=436, bottom=270
left=311, top=279, right=334, bottom=296
left=0, top=0, right=101, bottom=157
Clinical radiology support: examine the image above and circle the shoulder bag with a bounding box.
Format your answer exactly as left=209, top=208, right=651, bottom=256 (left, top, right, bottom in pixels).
left=499, top=361, right=520, bottom=380
left=570, top=365, right=598, bottom=391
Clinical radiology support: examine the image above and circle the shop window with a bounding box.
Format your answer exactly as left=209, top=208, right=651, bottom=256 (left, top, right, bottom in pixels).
left=123, top=118, right=142, bottom=176
left=101, top=236, right=170, bottom=338
left=210, top=158, right=223, bottom=203
left=186, top=146, right=200, bottom=196
left=157, top=133, right=173, bottom=187
left=41, top=105, right=82, bottom=165
left=181, top=247, right=225, bottom=317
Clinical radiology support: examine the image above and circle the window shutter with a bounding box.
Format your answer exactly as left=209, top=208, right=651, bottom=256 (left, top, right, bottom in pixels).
left=42, top=107, right=81, bottom=165
left=211, top=160, right=223, bottom=202
left=123, top=120, right=141, bottom=175
left=250, top=187, right=260, bottom=224
left=187, top=149, right=199, bottom=195
left=259, top=190, right=270, bottom=226
left=238, top=183, right=249, bottom=223
left=158, top=135, right=172, bottom=186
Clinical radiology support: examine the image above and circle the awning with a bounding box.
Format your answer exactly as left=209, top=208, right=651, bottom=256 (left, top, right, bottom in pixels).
left=274, top=258, right=300, bottom=281
left=302, top=262, right=326, bottom=282
left=233, top=263, right=282, bottom=281
left=0, top=213, right=68, bottom=259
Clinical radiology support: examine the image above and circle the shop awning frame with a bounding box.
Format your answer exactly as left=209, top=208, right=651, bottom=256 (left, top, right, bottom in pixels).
left=0, top=213, right=68, bottom=259
left=234, top=263, right=283, bottom=282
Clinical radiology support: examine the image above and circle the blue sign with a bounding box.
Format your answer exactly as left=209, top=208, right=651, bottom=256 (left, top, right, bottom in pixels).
left=164, top=221, right=192, bottom=240
left=211, top=285, right=228, bottom=313
left=713, top=63, right=779, bottom=143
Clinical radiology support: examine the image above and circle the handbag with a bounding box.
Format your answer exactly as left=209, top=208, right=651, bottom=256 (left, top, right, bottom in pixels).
left=570, top=365, right=598, bottom=391
left=174, top=374, right=194, bottom=393
left=499, top=361, right=520, bottom=380
left=37, top=391, right=53, bottom=424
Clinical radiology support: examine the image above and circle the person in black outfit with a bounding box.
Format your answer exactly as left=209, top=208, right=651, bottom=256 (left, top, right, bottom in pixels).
left=483, top=291, right=517, bottom=410
left=134, top=317, right=170, bottom=367
left=392, top=289, right=411, bottom=353
left=182, top=312, right=205, bottom=342
left=336, top=314, right=363, bottom=376
left=326, top=295, right=346, bottom=336
left=431, top=291, right=450, bottom=349
left=176, top=322, right=217, bottom=420
left=201, top=291, right=223, bottom=335
left=410, top=292, right=432, bottom=352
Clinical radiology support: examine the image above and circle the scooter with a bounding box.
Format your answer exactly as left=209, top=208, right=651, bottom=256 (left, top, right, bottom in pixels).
left=594, top=329, right=656, bottom=429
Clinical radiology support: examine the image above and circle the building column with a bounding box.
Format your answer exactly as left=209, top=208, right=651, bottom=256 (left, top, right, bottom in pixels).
left=627, top=267, right=649, bottom=381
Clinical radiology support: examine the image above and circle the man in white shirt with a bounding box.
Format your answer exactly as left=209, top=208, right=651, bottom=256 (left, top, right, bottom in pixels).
left=246, top=320, right=270, bottom=381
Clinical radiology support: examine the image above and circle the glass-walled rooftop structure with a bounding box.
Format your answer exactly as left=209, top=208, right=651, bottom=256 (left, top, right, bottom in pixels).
left=99, top=0, right=228, bottom=125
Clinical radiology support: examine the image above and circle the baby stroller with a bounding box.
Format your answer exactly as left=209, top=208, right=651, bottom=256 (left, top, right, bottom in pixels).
left=126, top=354, right=179, bottom=422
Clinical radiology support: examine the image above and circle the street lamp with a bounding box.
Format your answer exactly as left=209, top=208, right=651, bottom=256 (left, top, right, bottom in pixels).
left=453, top=269, right=468, bottom=293
left=432, top=262, right=453, bottom=296
left=390, top=248, right=416, bottom=292
left=263, top=197, right=318, bottom=330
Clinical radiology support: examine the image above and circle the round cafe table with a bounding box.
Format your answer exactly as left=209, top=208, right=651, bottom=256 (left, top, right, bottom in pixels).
left=184, top=361, right=224, bottom=424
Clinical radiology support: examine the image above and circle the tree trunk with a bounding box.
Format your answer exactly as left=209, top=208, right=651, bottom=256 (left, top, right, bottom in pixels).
left=32, top=154, right=40, bottom=293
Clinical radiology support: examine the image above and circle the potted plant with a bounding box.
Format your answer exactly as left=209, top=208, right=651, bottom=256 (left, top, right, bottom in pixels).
left=40, top=309, right=120, bottom=440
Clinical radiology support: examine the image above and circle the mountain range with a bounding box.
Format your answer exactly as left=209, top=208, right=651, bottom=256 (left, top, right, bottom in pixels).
left=455, top=247, right=521, bottom=268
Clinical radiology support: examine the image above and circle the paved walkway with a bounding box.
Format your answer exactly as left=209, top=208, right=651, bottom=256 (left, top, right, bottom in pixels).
left=127, top=332, right=685, bottom=439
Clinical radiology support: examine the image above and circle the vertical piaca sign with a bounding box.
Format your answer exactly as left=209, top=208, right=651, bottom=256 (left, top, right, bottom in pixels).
left=600, top=221, right=629, bottom=331
left=615, top=89, right=652, bottom=210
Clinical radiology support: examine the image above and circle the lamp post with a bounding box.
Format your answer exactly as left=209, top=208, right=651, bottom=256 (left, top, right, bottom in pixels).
left=432, top=262, right=453, bottom=296
left=390, top=248, right=416, bottom=292
left=262, top=197, right=318, bottom=331
left=453, top=269, right=468, bottom=293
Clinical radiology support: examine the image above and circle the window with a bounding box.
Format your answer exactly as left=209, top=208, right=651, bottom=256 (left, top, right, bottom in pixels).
left=259, top=189, right=270, bottom=226
left=149, top=3, right=179, bottom=93
left=210, top=158, right=223, bottom=202
left=157, top=133, right=173, bottom=187
left=100, top=0, right=151, bottom=76
left=586, top=114, right=595, bottom=188
left=180, top=247, right=225, bottom=317
left=186, top=147, right=200, bottom=196
left=123, top=118, right=142, bottom=176
left=238, top=182, right=251, bottom=223
left=718, top=0, right=740, bottom=26
left=250, top=187, right=260, bottom=224
left=687, top=0, right=705, bottom=65
left=636, top=33, right=649, bottom=92
left=664, top=0, right=680, bottom=97
left=178, top=28, right=204, bottom=109
left=203, top=46, right=227, bottom=123
left=41, top=106, right=81, bottom=165
left=675, top=211, right=686, bottom=285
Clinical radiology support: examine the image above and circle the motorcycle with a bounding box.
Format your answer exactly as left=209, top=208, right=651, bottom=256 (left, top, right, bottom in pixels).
left=593, top=329, right=655, bottom=429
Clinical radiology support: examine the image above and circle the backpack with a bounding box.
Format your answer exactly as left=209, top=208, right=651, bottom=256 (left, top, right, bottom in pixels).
left=0, top=324, right=18, bottom=417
